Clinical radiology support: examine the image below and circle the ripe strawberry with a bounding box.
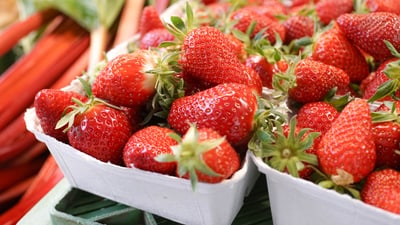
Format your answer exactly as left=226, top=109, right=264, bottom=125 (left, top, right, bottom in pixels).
left=179, top=26, right=262, bottom=94
left=60, top=98, right=133, bottom=165
left=362, top=58, right=400, bottom=101
left=92, top=49, right=182, bottom=115
left=361, top=169, right=400, bottom=215
left=283, top=15, right=315, bottom=44
left=139, top=28, right=175, bottom=49
left=156, top=124, right=240, bottom=189
left=317, top=98, right=376, bottom=185
left=287, top=59, right=350, bottom=103
left=371, top=101, right=400, bottom=169
left=315, top=0, right=354, bottom=25
left=336, top=12, right=400, bottom=62
left=167, top=83, right=258, bottom=147
left=231, top=7, right=286, bottom=44
left=312, top=24, right=370, bottom=83
left=245, top=56, right=288, bottom=89
left=241, top=0, right=288, bottom=19
left=34, top=89, right=87, bottom=143
left=366, top=0, right=400, bottom=15
left=138, top=6, right=165, bottom=37
left=123, top=126, right=177, bottom=175
left=296, top=101, right=340, bottom=144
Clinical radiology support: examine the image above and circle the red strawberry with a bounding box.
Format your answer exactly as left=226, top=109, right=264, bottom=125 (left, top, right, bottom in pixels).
left=371, top=101, right=400, bottom=169
left=317, top=98, right=376, bottom=185
left=241, top=0, right=288, bottom=19
left=34, top=89, right=87, bottom=143
left=138, top=6, right=165, bottom=37
left=315, top=0, right=354, bottom=25
left=139, top=28, right=175, bottom=49
left=366, top=0, right=400, bottom=15
left=361, top=169, right=400, bottom=215
left=312, top=24, right=370, bottom=83
left=336, top=12, right=400, bottom=62
left=245, top=55, right=287, bottom=89
left=231, top=7, right=286, bottom=44
left=362, top=58, right=400, bottom=101
left=179, top=26, right=262, bottom=94
left=167, top=83, right=258, bottom=147
left=296, top=101, right=340, bottom=144
left=156, top=124, right=240, bottom=189
left=61, top=99, right=133, bottom=165
left=123, top=126, right=177, bottom=175
left=287, top=59, right=350, bottom=103
left=283, top=15, right=315, bottom=44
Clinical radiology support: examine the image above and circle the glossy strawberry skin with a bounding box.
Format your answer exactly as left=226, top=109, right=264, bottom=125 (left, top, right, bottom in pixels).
left=34, top=89, right=88, bottom=143
left=283, top=15, right=314, bottom=44
left=67, top=104, right=133, bottom=165
left=296, top=101, right=339, bottom=140
left=336, top=12, right=400, bottom=62
left=123, top=126, right=177, bottom=175
left=315, top=0, right=353, bottom=25
left=180, top=26, right=262, bottom=94
left=372, top=101, right=400, bottom=169
left=362, top=58, right=400, bottom=100
left=288, top=59, right=350, bottom=103
left=168, top=83, right=258, bottom=146
left=312, top=25, right=370, bottom=83
left=361, top=169, right=400, bottom=214
left=317, top=99, right=376, bottom=184
left=180, top=127, right=240, bottom=183
left=92, top=50, right=156, bottom=108
left=245, top=55, right=282, bottom=89
left=366, top=0, right=400, bottom=15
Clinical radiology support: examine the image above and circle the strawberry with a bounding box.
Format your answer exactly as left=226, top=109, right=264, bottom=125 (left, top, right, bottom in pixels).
left=283, top=15, right=315, bottom=44
left=285, top=59, right=350, bottom=103
left=362, top=57, right=400, bottom=101
left=296, top=101, right=340, bottom=144
left=167, top=83, right=258, bottom=147
left=336, top=12, right=400, bottom=62
left=244, top=55, right=289, bottom=89
left=91, top=49, right=183, bottom=117
left=92, top=51, right=157, bottom=107
left=315, top=0, right=354, bottom=25
left=371, top=101, right=400, bottom=169
left=55, top=90, right=133, bottom=165
left=312, top=24, right=370, bottom=83
left=366, top=0, right=400, bottom=15
left=231, top=7, right=286, bottom=44
left=178, top=26, right=262, bottom=94
left=316, top=98, right=376, bottom=185
left=361, top=169, right=400, bottom=215
left=139, top=28, right=175, bottom=49
left=156, top=124, right=240, bottom=189
left=34, top=89, right=87, bottom=143
left=123, top=125, right=177, bottom=175
left=138, top=6, right=165, bottom=37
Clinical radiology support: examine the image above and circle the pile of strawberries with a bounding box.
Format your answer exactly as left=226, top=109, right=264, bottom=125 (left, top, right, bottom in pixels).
left=32, top=0, right=400, bottom=216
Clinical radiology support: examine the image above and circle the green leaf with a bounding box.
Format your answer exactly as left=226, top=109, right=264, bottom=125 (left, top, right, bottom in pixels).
left=31, top=0, right=124, bottom=30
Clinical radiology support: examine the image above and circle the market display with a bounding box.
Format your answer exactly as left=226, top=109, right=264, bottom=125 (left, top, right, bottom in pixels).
left=2, top=0, right=400, bottom=224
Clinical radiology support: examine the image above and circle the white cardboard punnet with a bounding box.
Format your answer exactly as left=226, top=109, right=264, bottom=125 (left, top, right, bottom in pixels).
left=25, top=108, right=260, bottom=225
left=250, top=152, right=400, bottom=225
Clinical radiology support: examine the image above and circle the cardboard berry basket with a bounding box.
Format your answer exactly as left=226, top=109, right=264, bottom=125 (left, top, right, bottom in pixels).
left=249, top=152, right=400, bottom=225
left=25, top=107, right=260, bottom=225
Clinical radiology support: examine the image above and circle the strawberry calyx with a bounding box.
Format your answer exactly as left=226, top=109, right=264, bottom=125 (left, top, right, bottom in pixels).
left=250, top=115, right=319, bottom=178
left=312, top=166, right=361, bottom=199
left=371, top=101, right=400, bottom=123
left=55, top=78, right=122, bottom=132
left=155, top=123, right=224, bottom=190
